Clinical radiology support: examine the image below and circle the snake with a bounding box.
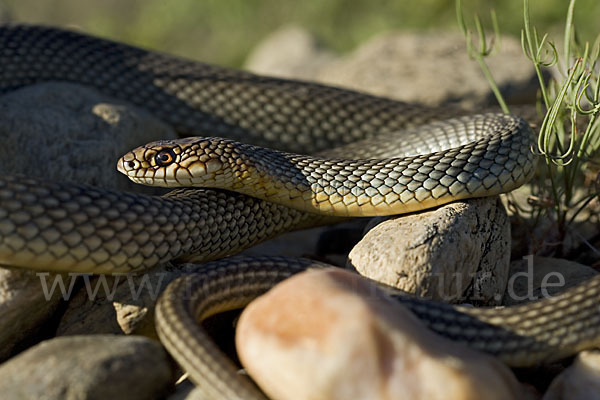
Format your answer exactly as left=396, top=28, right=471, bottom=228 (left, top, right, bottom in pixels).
left=116, top=112, right=533, bottom=217
left=0, top=24, right=598, bottom=399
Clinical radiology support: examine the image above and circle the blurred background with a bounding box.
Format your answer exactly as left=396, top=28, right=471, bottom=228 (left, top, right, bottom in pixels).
left=2, top=0, right=599, bottom=67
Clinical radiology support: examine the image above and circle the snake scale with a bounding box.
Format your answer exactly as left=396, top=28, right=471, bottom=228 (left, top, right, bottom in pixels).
left=0, top=24, right=598, bottom=399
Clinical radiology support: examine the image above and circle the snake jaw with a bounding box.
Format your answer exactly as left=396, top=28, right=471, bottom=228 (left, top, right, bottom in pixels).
left=117, top=144, right=231, bottom=188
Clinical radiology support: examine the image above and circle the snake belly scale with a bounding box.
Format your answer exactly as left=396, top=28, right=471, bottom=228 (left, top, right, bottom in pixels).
left=0, top=24, right=597, bottom=400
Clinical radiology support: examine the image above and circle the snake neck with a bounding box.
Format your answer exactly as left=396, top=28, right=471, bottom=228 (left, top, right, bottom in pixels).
left=204, top=142, right=416, bottom=217
left=218, top=142, right=317, bottom=208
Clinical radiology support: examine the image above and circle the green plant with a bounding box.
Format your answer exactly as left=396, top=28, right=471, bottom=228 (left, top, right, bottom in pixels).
left=456, top=0, right=509, bottom=114
left=457, top=0, right=600, bottom=255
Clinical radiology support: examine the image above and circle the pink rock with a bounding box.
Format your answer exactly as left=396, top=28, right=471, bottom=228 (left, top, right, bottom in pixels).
left=236, top=268, right=522, bottom=400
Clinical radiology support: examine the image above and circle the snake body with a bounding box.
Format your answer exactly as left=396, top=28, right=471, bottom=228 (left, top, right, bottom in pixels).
left=0, top=175, right=331, bottom=273
left=157, top=256, right=600, bottom=400
left=117, top=113, right=534, bottom=216
left=0, top=24, right=597, bottom=399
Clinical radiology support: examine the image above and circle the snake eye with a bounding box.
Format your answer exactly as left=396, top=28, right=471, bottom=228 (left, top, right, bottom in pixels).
left=155, top=149, right=176, bottom=167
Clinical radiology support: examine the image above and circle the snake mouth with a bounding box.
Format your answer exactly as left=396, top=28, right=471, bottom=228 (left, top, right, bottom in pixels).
left=116, top=157, right=221, bottom=188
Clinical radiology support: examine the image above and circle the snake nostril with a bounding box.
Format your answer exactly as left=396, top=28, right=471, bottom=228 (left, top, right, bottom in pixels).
left=126, top=161, right=135, bottom=169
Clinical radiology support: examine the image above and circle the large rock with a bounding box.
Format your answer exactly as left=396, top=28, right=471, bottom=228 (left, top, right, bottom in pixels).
left=317, top=32, right=536, bottom=108
left=543, top=350, right=600, bottom=400
left=0, top=335, right=174, bottom=400
left=0, top=82, right=177, bottom=358
left=237, top=268, right=522, bottom=400
left=246, top=27, right=536, bottom=109
left=0, top=82, right=176, bottom=191
left=347, top=197, right=510, bottom=305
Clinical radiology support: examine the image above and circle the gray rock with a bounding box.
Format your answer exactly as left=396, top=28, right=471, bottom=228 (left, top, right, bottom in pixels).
left=57, top=262, right=199, bottom=337
left=246, top=28, right=536, bottom=109
left=503, top=256, right=598, bottom=306
left=0, top=82, right=176, bottom=191
left=347, top=197, right=510, bottom=305
left=0, top=335, right=174, bottom=400
left=0, top=82, right=178, bottom=359
left=543, top=350, right=600, bottom=400
left=317, top=32, right=536, bottom=108
left=0, top=269, right=65, bottom=361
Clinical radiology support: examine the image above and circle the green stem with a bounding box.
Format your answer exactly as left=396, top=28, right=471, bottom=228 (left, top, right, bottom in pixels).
left=523, top=0, right=552, bottom=109
left=564, top=0, right=577, bottom=72
left=476, top=57, right=510, bottom=113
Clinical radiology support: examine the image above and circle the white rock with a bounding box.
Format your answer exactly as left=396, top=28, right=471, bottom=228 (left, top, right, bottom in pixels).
left=347, top=197, right=510, bottom=305
left=0, top=335, right=173, bottom=400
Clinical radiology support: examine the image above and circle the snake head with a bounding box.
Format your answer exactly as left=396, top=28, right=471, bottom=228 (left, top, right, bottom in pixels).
left=117, top=137, right=234, bottom=188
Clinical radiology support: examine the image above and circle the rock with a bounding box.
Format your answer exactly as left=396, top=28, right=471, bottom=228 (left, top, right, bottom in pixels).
left=0, top=82, right=177, bottom=191
left=245, top=25, right=335, bottom=80
left=55, top=274, right=128, bottom=336
left=347, top=197, right=510, bottom=305
left=543, top=350, right=600, bottom=400
left=237, top=268, right=522, bottom=400
left=0, top=335, right=174, bottom=400
left=246, top=29, right=536, bottom=108
left=57, top=262, right=201, bottom=337
left=0, top=269, right=66, bottom=361
left=0, top=82, right=178, bottom=355
left=503, top=256, right=598, bottom=306
left=317, top=32, right=536, bottom=108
